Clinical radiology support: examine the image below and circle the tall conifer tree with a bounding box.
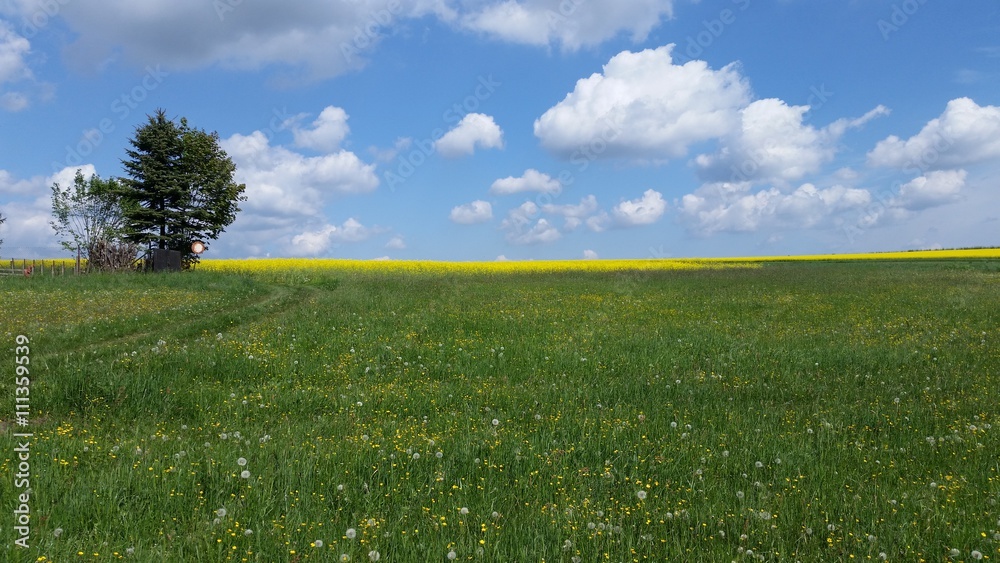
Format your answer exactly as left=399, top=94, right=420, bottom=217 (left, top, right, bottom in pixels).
left=119, top=109, right=245, bottom=265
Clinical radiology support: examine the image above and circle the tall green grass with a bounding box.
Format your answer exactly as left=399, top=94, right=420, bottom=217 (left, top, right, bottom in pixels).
left=1, top=261, right=998, bottom=561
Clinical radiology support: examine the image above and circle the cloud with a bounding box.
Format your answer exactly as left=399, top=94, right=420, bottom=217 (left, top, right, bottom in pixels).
left=534, top=44, right=750, bottom=160
left=385, top=235, right=406, bottom=250
left=868, top=98, right=1000, bottom=170
left=678, top=182, right=871, bottom=235
left=612, top=189, right=666, bottom=226
left=890, top=169, right=966, bottom=211
left=13, top=1, right=673, bottom=80
left=506, top=217, right=561, bottom=245
left=6, top=0, right=456, bottom=82
left=290, top=218, right=380, bottom=255
left=500, top=201, right=562, bottom=244
left=0, top=20, right=31, bottom=84
left=450, top=200, right=493, bottom=224
left=222, top=130, right=378, bottom=219
left=456, top=0, right=676, bottom=51
left=291, top=106, right=350, bottom=153
left=542, top=194, right=599, bottom=230
left=435, top=113, right=504, bottom=158
left=695, top=100, right=889, bottom=184
left=214, top=125, right=379, bottom=257
left=583, top=249, right=599, bottom=259
left=0, top=19, right=38, bottom=111
left=490, top=169, right=561, bottom=195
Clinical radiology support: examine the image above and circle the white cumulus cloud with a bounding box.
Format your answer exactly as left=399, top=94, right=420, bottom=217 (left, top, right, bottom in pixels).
left=222, top=130, right=378, bottom=219
left=868, top=98, right=1000, bottom=170
left=500, top=201, right=562, bottom=244
left=490, top=169, right=561, bottom=195
left=290, top=218, right=380, bottom=255
left=678, top=182, right=871, bottom=235
left=213, top=123, right=379, bottom=257
left=695, top=100, right=889, bottom=184
left=385, top=235, right=406, bottom=250
left=542, top=195, right=599, bottom=230
left=435, top=113, right=504, bottom=158
left=0, top=20, right=31, bottom=84
left=890, top=169, right=967, bottom=210
left=0, top=19, right=39, bottom=111
left=506, top=217, right=561, bottom=245
left=450, top=200, right=493, bottom=224
left=534, top=44, right=750, bottom=160
left=612, top=189, right=667, bottom=226
left=291, top=106, right=351, bottom=153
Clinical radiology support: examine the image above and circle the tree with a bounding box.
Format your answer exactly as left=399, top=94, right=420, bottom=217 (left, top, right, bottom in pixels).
left=0, top=209, right=5, bottom=252
left=119, top=109, right=246, bottom=266
left=50, top=170, right=128, bottom=253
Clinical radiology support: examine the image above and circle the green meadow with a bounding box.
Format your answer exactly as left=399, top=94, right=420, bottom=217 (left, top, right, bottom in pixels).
left=1, top=260, right=998, bottom=562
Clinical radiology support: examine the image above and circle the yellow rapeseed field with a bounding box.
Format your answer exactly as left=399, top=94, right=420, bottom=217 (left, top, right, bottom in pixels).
left=198, top=257, right=759, bottom=274
left=198, top=248, right=999, bottom=274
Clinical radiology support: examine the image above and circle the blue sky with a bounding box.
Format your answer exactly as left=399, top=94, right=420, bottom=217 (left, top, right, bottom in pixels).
left=1, top=0, right=998, bottom=260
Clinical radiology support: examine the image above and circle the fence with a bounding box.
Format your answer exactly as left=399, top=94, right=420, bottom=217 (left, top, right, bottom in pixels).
left=0, top=258, right=83, bottom=277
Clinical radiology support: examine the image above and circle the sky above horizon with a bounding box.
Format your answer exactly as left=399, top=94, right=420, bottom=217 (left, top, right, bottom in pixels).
left=1, top=0, right=998, bottom=261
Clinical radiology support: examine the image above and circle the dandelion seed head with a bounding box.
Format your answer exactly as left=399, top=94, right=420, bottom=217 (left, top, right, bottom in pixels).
left=346, top=528, right=356, bottom=539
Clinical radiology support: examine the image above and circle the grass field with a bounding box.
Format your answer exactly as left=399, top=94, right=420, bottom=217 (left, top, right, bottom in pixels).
left=1, top=257, right=998, bottom=561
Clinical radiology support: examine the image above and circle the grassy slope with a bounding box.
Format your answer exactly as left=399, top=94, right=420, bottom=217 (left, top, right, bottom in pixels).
left=0, top=261, right=998, bottom=561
